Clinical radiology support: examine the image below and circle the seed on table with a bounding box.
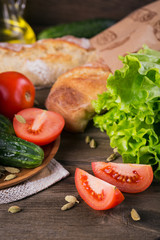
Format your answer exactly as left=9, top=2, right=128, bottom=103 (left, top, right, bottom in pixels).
left=61, top=202, right=75, bottom=211
left=8, top=206, right=21, bottom=214
left=131, top=208, right=141, bottom=221
left=65, top=195, right=79, bottom=203
left=89, top=139, right=96, bottom=148
left=85, top=136, right=91, bottom=144
left=106, top=153, right=117, bottom=162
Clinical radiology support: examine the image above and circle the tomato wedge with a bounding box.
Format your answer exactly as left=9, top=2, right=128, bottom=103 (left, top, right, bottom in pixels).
left=92, top=162, right=153, bottom=193
left=75, top=168, right=124, bottom=210
left=13, top=108, right=65, bottom=146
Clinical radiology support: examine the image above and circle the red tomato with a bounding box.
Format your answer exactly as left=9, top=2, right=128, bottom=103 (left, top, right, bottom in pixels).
left=75, top=168, right=124, bottom=210
left=92, top=162, right=153, bottom=193
left=0, top=71, right=35, bottom=119
left=13, top=108, right=65, bottom=146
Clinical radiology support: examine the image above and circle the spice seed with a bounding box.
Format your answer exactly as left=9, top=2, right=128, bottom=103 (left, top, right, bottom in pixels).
left=4, top=174, right=17, bottom=181
left=113, top=147, right=118, bottom=154
left=4, top=167, right=20, bottom=174
left=8, top=206, right=21, bottom=214
left=131, top=208, right=141, bottom=221
left=106, top=153, right=117, bottom=162
left=61, top=202, right=75, bottom=211
left=89, top=139, right=96, bottom=149
left=85, top=136, right=91, bottom=144
left=15, top=114, right=26, bottom=124
left=65, top=195, right=79, bottom=203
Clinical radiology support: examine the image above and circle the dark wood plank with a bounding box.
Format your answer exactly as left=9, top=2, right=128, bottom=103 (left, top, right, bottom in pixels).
left=0, top=1, right=159, bottom=239
left=24, top=0, right=156, bottom=34
left=0, top=123, right=160, bottom=240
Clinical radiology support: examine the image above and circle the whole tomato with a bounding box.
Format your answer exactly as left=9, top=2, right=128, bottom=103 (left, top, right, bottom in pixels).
left=0, top=71, right=35, bottom=119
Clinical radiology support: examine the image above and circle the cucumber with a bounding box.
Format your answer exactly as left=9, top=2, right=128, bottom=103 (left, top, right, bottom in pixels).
left=0, top=133, right=44, bottom=168
left=0, top=114, right=15, bottom=135
left=37, top=18, right=116, bottom=40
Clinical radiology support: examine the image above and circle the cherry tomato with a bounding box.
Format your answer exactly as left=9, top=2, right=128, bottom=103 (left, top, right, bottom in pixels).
left=92, top=162, right=153, bottom=193
left=13, top=108, right=65, bottom=146
left=0, top=71, right=35, bottom=119
left=75, top=168, right=124, bottom=210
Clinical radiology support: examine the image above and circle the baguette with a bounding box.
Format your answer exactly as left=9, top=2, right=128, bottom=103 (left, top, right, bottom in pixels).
left=45, top=63, right=111, bottom=132
left=0, top=36, right=96, bottom=86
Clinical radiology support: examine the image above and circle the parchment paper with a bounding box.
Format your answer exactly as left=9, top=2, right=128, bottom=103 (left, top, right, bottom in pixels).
left=91, top=0, right=160, bottom=73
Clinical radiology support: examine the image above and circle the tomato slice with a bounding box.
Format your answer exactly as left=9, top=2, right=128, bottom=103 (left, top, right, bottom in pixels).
left=92, top=162, right=153, bottom=193
left=75, top=168, right=124, bottom=210
left=13, top=108, right=65, bottom=146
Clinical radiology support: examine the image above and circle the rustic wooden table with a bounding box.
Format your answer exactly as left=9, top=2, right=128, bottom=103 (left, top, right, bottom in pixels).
left=0, top=122, right=160, bottom=240
left=0, top=0, right=160, bottom=239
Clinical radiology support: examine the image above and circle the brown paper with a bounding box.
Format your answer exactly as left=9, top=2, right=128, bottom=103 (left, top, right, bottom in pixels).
left=91, top=0, right=160, bottom=73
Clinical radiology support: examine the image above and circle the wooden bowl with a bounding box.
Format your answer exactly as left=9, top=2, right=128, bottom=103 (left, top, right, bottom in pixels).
left=0, top=136, right=60, bottom=190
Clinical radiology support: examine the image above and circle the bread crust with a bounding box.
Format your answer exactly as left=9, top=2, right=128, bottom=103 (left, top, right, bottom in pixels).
left=45, top=63, right=111, bottom=132
left=0, top=37, right=96, bottom=86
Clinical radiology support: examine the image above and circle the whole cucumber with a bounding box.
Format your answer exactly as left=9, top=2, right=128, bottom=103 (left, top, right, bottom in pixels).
left=37, top=18, right=116, bottom=40
left=0, top=114, right=15, bottom=135
left=0, top=133, right=44, bottom=168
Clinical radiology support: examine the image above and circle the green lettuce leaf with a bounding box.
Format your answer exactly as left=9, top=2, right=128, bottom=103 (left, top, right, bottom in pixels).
left=92, top=45, right=160, bottom=180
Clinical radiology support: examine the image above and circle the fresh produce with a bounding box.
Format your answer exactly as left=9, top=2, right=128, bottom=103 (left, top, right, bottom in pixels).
left=0, top=114, right=15, bottom=135
left=0, top=132, right=44, bottom=168
left=92, top=162, right=153, bottom=193
left=0, top=71, right=35, bottom=119
left=37, top=18, right=116, bottom=39
left=75, top=168, right=124, bottom=210
left=93, top=45, right=160, bottom=180
left=13, top=108, right=65, bottom=146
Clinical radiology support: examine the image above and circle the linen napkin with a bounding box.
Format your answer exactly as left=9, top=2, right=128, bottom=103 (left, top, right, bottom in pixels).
left=0, top=158, right=69, bottom=204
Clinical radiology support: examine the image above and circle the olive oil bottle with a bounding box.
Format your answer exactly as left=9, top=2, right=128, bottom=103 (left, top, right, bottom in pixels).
left=0, top=0, right=36, bottom=44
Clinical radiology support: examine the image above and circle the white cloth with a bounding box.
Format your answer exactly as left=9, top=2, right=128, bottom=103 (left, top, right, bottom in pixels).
left=0, top=158, right=69, bottom=204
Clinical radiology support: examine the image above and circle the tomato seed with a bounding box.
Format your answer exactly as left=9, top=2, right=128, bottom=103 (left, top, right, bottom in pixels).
left=126, top=178, right=132, bottom=183
left=102, top=167, right=141, bottom=183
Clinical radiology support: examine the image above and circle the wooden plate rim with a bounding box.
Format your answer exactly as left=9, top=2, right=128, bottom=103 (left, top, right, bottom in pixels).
left=0, top=136, right=60, bottom=190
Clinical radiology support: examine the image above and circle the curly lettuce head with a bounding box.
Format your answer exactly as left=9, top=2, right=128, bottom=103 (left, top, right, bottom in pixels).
left=93, top=45, right=160, bottom=180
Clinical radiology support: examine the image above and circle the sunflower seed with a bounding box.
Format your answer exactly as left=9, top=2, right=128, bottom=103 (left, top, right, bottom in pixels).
left=61, top=202, right=75, bottom=211
left=4, top=167, right=20, bottom=174
left=131, top=208, right=141, bottom=221
left=65, top=195, right=79, bottom=203
left=8, top=206, right=21, bottom=214
left=4, top=174, right=17, bottom=181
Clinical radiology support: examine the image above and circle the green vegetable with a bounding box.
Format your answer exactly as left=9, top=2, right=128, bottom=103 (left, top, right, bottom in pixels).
left=37, top=19, right=116, bottom=40
left=0, top=114, right=15, bottom=135
left=92, top=45, right=160, bottom=180
left=0, top=133, right=44, bottom=168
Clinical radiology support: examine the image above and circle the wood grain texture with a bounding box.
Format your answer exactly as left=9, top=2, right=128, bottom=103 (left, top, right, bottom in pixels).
left=0, top=1, right=159, bottom=239
left=0, top=124, right=160, bottom=240
left=24, top=0, right=156, bottom=33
